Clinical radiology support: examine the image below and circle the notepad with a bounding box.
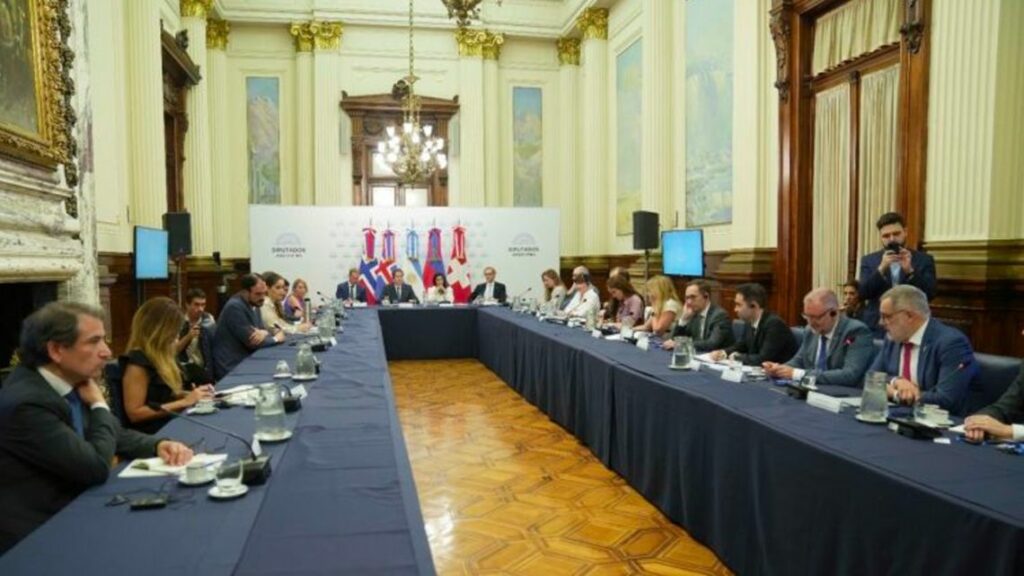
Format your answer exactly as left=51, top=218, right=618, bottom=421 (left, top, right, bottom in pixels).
left=119, top=453, right=228, bottom=479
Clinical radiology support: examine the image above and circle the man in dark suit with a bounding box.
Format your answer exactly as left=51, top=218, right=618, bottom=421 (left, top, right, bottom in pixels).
left=965, top=332, right=1024, bottom=441
left=858, top=212, right=936, bottom=336
left=763, top=288, right=874, bottom=388
left=335, top=268, right=366, bottom=303
left=469, top=266, right=507, bottom=303
left=711, top=283, right=798, bottom=366
left=381, top=268, right=419, bottom=304
left=212, top=273, right=284, bottom=379
left=869, top=285, right=978, bottom=415
left=177, top=288, right=216, bottom=386
left=0, top=302, right=193, bottom=553
left=663, top=279, right=735, bottom=352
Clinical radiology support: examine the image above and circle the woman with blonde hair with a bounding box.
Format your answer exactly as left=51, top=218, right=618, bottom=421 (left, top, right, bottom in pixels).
left=122, top=297, right=214, bottom=434
left=639, top=275, right=683, bottom=336
left=284, top=278, right=309, bottom=321
left=540, top=269, right=567, bottom=310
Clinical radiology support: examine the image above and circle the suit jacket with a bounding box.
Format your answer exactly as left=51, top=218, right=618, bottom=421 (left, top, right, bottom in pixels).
left=335, top=281, right=367, bottom=303
left=672, top=304, right=735, bottom=352
left=859, top=248, right=937, bottom=335
left=470, top=282, right=507, bottom=303
left=726, top=311, right=799, bottom=366
left=785, top=316, right=875, bottom=387
left=0, top=366, right=160, bottom=553
left=212, top=294, right=277, bottom=379
left=382, top=283, right=419, bottom=304
left=869, top=318, right=978, bottom=415
left=977, top=361, right=1024, bottom=422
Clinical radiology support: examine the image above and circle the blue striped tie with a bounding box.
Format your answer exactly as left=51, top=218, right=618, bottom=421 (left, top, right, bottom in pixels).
left=65, top=390, right=85, bottom=437
left=816, top=336, right=829, bottom=372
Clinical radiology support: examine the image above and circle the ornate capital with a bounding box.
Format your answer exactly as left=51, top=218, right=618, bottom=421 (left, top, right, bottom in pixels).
left=455, top=27, right=487, bottom=57
left=291, top=21, right=344, bottom=52
left=180, top=0, right=213, bottom=19
left=206, top=18, right=230, bottom=50
left=481, top=31, right=505, bottom=60
left=769, top=3, right=792, bottom=102
left=556, top=37, right=581, bottom=66
left=576, top=8, right=608, bottom=41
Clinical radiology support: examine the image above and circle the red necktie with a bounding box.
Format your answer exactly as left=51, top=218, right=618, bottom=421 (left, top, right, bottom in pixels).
left=901, top=342, right=913, bottom=381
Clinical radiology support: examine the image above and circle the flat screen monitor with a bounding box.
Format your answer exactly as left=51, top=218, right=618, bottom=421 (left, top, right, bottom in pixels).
left=134, top=226, right=169, bottom=280
left=661, top=229, right=705, bottom=277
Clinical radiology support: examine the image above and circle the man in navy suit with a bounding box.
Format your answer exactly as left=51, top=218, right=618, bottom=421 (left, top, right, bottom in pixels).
left=381, top=268, right=419, bottom=304
left=858, top=212, right=936, bottom=336
left=212, top=273, right=284, bottom=378
left=469, top=267, right=507, bottom=304
left=335, top=268, right=366, bottom=303
left=869, top=285, right=977, bottom=415
left=764, top=288, right=874, bottom=388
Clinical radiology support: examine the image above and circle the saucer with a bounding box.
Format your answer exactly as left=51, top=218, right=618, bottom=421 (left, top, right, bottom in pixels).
left=179, top=474, right=214, bottom=487
left=254, top=429, right=293, bottom=443
left=855, top=413, right=887, bottom=424
left=273, top=372, right=292, bottom=379
left=668, top=363, right=693, bottom=371
left=208, top=484, right=249, bottom=500
left=291, top=374, right=318, bottom=382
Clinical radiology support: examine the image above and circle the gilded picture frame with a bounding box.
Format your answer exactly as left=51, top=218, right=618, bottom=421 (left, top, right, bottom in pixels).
left=0, top=0, right=77, bottom=183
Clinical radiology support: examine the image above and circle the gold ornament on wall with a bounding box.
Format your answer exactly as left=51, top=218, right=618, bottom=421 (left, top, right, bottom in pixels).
left=442, top=0, right=503, bottom=28
left=454, top=27, right=502, bottom=60
left=0, top=0, right=79, bottom=196
left=206, top=18, right=230, bottom=50
left=576, top=8, right=609, bottom=41
left=180, top=0, right=212, bottom=19
left=556, top=37, right=581, bottom=66
left=290, top=20, right=344, bottom=52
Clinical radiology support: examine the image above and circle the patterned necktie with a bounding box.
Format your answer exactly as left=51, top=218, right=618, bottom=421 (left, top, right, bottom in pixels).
left=65, top=390, right=85, bottom=437
left=816, top=335, right=829, bottom=372
left=901, top=342, right=914, bottom=381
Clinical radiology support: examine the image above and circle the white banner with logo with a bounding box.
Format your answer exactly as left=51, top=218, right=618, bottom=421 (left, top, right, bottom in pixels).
left=249, top=206, right=560, bottom=304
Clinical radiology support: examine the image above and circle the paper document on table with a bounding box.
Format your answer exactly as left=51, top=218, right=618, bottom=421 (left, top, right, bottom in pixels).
left=119, top=453, right=228, bottom=478
left=216, top=384, right=256, bottom=396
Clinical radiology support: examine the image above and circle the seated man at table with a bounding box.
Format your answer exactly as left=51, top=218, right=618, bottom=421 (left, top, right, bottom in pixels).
left=212, top=273, right=284, bottom=379
left=470, top=266, right=507, bottom=304
left=763, top=288, right=874, bottom=388
left=382, top=269, right=420, bottom=304
left=663, top=279, right=734, bottom=352
left=563, top=273, right=601, bottom=318
left=964, top=332, right=1024, bottom=442
left=561, top=266, right=597, bottom=312
left=0, top=302, right=193, bottom=554
left=869, top=285, right=977, bottom=415
left=710, top=283, right=798, bottom=366
left=335, top=267, right=366, bottom=304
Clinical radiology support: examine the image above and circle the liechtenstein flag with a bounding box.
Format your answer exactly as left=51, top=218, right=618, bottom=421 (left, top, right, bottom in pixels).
left=447, top=225, right=471, bottom=303
left=422, top=226, right=446, bottom=290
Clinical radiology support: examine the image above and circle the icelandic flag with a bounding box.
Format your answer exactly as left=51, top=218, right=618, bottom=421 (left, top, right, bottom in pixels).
left=447, top=225, right=471, bottom=303
left=422, top=226, right=446, bottom=291
left=358, top=224, right=385, bottom=304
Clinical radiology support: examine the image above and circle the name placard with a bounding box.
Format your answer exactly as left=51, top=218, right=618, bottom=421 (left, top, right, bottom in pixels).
left=721, top=368, right=744, bottom=383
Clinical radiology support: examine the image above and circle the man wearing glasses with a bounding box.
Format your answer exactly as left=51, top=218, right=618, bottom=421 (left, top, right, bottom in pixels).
left=663, top=279, right=734, bottom=353
left=763, top=288, right=874, bottom=387
left=868, top=285, right=977, bottom=415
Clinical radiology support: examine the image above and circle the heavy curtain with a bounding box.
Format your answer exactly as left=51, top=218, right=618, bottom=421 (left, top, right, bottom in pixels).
left=857, top=64, right=901, bottom=265
left=812, top=83, right=851, bottom=289
left=812, top=0, right=900, bottom=75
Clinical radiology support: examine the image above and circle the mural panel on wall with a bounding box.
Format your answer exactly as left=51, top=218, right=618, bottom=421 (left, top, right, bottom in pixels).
left=246, top=76, right=281, bottom=205
left=685, top=0, right=733, bottom=227
left=512, top=87, right=542, bottom=207
left=616, top=39, right=642, bottom=236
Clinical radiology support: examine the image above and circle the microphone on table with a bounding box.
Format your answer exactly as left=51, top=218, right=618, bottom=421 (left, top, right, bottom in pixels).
left=146, top=402, right=272, bottom=485
left=510, top=286, right=532, bottom=303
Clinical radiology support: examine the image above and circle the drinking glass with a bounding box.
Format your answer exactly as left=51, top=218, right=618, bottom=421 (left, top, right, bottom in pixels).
left=859, top=371, right=889, bottom=422
left=215, top=458, right=244, bottom=493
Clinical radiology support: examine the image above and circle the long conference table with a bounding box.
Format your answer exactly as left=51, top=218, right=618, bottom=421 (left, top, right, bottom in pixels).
left=3, top=307, right=1023, bottom=575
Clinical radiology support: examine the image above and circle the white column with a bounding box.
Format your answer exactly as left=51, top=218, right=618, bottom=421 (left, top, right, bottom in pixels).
left=578, top=9, right=609, bottom=255
left=206, top=19, right=232, bottom=255
left=641, top=0, right=674, bottom=232
left=290, top=23, right=315, bottom=205
left=483, top=53, right=501, bottom=206
left=557, top=37, right=581, bottom=256
left=926, top=0, right=1024, bottom=242
left=310, top=22, right=345, bottom=206
left=124, top=0, right=167, bottom=228
left=181, top=0, right=213, bottom=255
left=456, top=28, right=486, bottom=206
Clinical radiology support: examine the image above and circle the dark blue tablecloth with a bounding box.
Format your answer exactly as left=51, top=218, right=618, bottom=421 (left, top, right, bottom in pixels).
left=377, top=306, right=478, bottom=359
left=0, top=309, right=435, bottom=576
left=475, top=308, right=1024, bottom=576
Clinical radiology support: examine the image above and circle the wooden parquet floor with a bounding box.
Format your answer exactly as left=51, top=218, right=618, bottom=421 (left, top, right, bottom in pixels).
left=390, top=359, right=732, bottom=576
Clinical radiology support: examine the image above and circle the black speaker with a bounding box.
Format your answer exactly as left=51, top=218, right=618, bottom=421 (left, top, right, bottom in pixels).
left=633, top=211, right=659, bottom=250
left=162, top=212, right=192, bottom=257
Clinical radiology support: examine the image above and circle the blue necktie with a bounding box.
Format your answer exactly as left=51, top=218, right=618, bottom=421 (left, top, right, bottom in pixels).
left=65, top=390, right=85, bottom=437
left=816, top=335, right=829, bottom=372
left=890, top=262, right=901, bottom=285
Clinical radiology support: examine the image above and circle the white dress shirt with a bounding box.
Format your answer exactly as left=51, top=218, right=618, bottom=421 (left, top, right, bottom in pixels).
left=426, top=286, right=452, bottom=303
left=903, top=320, right=929, bottom=384
left=484, top=282, right=494, bottom=301
left=38, top=367, right=109, bottom=411
left=565, top=287, right=600, bottom=318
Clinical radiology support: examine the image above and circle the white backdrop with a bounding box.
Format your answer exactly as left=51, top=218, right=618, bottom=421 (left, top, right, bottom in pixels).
left=249, top=206, right=560, bottom=303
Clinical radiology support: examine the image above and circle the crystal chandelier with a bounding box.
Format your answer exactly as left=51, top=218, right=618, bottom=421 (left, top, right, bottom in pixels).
left=442, top=0, right=503, bottom=28
left=377, top=0, right=447, bottom=184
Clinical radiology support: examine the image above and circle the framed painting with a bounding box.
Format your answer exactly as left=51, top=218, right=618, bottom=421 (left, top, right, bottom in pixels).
left=0, top=0, right=77, bottom=180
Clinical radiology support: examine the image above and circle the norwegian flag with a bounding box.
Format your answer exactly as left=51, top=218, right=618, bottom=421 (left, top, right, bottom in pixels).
left=422, top=226, right=446, bottom=291
left=377, top=227, right=399, bottom=290
left=446, top=225, right=471, bottom=303
left=358, top=224, right=386, bottom=304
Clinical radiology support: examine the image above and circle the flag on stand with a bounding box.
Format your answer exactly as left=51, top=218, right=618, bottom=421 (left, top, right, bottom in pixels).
left=358, top=224, right=385, bottom=304
left=404, top=227, right=425, bottom=300
left=446, top=225, right=471, bottom=303
left=423, top=226, right=446, bottom=291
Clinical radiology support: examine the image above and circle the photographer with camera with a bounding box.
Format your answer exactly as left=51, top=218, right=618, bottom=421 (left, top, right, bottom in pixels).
left=858, top=212, right=936, bottom=336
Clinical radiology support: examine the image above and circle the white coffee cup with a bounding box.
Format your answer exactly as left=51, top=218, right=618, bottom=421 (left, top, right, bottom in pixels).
left=185, top=461, right=212, bottom=483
